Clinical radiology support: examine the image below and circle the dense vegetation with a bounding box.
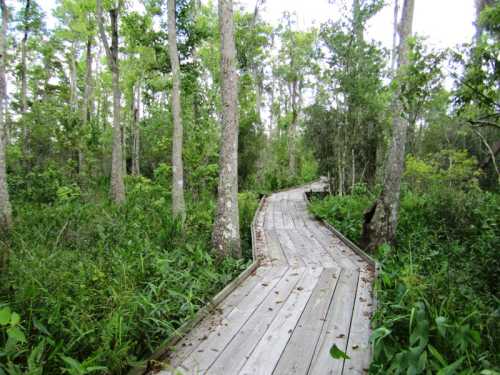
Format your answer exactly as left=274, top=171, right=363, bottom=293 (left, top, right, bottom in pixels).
left=311, top=152, right=499, bottom=373
left=0, top=0, right=498, bottom=374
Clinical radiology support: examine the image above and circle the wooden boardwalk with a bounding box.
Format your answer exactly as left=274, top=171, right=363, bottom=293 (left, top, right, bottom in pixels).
left=157, top=182, right=375, bottom=375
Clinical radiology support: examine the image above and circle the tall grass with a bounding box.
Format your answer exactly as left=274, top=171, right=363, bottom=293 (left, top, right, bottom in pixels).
left=0, top=176, right=257, bottom=374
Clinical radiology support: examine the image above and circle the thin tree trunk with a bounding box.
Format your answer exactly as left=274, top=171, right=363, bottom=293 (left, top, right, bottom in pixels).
left=212, top=0, right=241, bottom=258
left=69, top=43, right=78, bottom=112
left=21, top=0, right=30, bottom=158
left=168, top=0, right=186, bottom=220
left=0, top=0, right=12, bottom=273
left=80, top=35, right=93, bottom=175
left=288, top=80, right=298, bottom=174
left=361, top=0, right=415, bottom=251
left=96, top=0, right=125, bottom=203
left=391, top=0, right=399, bottom=73
left=131, top=82, right=140, bottom=176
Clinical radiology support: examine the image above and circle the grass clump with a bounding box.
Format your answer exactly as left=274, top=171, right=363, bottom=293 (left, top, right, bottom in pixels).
left=0, top=176, right=257, bottom=374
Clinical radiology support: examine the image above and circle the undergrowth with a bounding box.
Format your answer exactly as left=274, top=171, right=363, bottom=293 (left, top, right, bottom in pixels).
left=0, top=175, right=257, bottom=374
left=310, top=152, right=500, bottom=374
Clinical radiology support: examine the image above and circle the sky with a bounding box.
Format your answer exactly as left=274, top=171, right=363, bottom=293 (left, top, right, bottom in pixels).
left=38, top=0, right=476, bottom=50
left=233, top=0, right=476, bottom=50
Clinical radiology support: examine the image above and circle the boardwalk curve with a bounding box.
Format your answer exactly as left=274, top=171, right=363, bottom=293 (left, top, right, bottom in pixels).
left=157, top=181, right=375, bottom=375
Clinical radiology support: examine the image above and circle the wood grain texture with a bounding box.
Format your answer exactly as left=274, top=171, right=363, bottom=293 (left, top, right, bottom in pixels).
left=156, top=182, right=374, bottom=375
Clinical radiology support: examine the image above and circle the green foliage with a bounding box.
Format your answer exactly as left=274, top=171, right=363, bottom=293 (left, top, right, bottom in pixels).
left=0, top=178, right=249, bottom=374
left=330, top=344, right=350, bottom=360
left=309, top=186, right=373, bottom=243
left=309, top=152, right=500, bottom=374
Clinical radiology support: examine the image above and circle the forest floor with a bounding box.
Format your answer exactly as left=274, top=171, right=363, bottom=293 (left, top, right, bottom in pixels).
left=155, top=181, right=375, bottom=375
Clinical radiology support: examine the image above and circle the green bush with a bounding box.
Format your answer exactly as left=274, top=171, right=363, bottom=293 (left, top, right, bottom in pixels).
left=0, top=178, right=249, bottom=374
left=309, top=152, right=500, bottom=374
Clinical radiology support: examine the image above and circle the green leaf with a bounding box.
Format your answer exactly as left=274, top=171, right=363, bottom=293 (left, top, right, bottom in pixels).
left=85, top=366, right=109, bottom=373
left=330, top=344, right=350, bottom=360
left=60, top=355, right=84, bottom=371
left=10, top=312, right=21, bottom=326
left=0, top=307, right=11, bottom=325
left=437, top=357, right=464, bottom=375
left=435, top=316, right=447, bottom=337
left=7, top=326, right=27, bottom=343
left=428, top=344, right=447, bottom=367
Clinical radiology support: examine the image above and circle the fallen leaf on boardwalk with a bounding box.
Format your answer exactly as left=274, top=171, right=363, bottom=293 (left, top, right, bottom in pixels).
left=297, top=287, right=304, bottom=291
left=330, top=344, right=350, bottom=360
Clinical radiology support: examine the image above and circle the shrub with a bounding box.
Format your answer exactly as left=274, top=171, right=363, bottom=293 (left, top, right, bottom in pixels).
left=308, top=152, right=500, bottom=374
left=0, top=178, right=249, bottom=374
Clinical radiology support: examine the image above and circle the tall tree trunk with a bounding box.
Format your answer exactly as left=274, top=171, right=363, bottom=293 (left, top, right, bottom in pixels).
left=131, top=82, right=140, bottom=176
left=96, top=0, right=125, bottom=203
left=288, top=80, right=298, bottom=174
left=212, top=0, right=241, bottom=258
left=0, top=0, right=12, bottom=272
left=80, top=35, right=93, bottom=175
left=21, top=0, right=30, bottom=159
left=168, top=0, right=186, bottom=220
left=361, top=0, right=415, bottom=252
left=391, top=0, right=399, bottom=73
left=69, top=43, right=78, bottom=112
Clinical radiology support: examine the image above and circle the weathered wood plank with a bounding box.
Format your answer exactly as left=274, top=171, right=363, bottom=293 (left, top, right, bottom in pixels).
left=205, top=267, right=307, bottom=374
left=263, top=230, right=288, bottom=266
left=273, top=267, right=340, bottom=374
left=342, top=267, right=374, bottom=375
left=160, top=266, right=277, bottom=370
left=239, top=267, right=323, bottom=375
left=175, top=267, right=289, bottom=373
left=276, top=229, right=307, bottom=268
left=307, top=269, right=359, bottom=375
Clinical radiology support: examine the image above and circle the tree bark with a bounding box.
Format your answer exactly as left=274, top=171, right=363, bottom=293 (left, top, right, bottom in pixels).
left=21, top=0, right=30, bottom=158
left=361, top=0, right=415, bottom=252
left=131, top=82, right=140, bottom=176
left=167, top=0, right=186, bottom=220
left=288, top=79, right=298, bottom=174
left=79, top=35, right=94, bottom=175
left=96, top=0, right=125, bottom=203
left=212, top=0, right=241, bottom=258
left=0, top=0, right=12, bottom=234
left=391, top=0, right=399, bottom=73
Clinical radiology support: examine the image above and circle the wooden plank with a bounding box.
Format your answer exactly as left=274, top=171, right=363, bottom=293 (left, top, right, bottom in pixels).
left=307, top=269, right=359, bottom=375
left=273, top=267, right=340, bottom=374
left=280, top=195, right=295, bottom=230
left=296, top=204, right=359, bottom=270
left=285, top=229, right=325, bottom=269
left=175, top=266, right=289, bottom=373
left=160, top=265, right=276, bottom=369
left=205, top=267, right=307, bottom=374
left=239, top=266, right=323, bottom=375
left=276, top=229, right=307, bottom=268
left=272, top=198, right=285, bottom=229
left=155, top=181, right=376, bottom=375
left=263, top=230, right=288, bottom=266
left=342, top=268, right=374, bottom=375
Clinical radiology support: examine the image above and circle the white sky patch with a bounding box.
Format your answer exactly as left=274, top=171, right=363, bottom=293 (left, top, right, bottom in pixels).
left=234, top=0, right=476, bottom=50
